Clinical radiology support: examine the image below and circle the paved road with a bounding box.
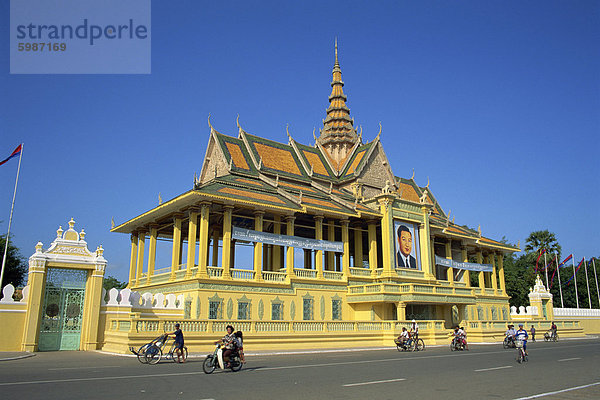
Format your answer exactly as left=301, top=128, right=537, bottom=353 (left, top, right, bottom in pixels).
left=1, top=338, right=599, bottom=400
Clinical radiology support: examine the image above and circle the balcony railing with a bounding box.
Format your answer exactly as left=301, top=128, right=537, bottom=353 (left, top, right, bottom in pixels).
left=348, top=282, right=480, bottom=297
left=231, top=269, right=254, bottom=280
left=294, top=269, right=317, bottom=279
left=262, top=271, right=286, bottom=282
left=350, top=267, right=371, bottom=277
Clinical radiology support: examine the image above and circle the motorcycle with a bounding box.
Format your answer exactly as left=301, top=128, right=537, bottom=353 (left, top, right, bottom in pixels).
left=450, top=336, right=465, bottom=351
left=503, top=335, right=516, bottom=349
left=202, top=343, right=243, bottom=374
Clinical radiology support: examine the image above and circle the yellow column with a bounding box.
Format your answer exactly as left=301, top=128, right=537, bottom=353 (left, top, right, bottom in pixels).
left=286, top=216, right=296, bottom=278
left=462, top=246, right=471, bottom=287
left=21, top=247, right=45, bottom=351
left=498, top=251, right=506, bottom=295
left=81, top=253, right=106, bottom=350
left=445, top=240, right=454, bottom=285
left=420, top=206, right=435, bottom=279
left=170, top=214, right=183, bottom=281
left=490, top=252, right=498, bottom=294
left=254, top=211, right=264, bottom=281
left=146, top=225, right=158, bottom=284
left=396, top=302, right=407, bottom=321
left=135, top=231, right=146, bottom=287
left=476, top=251, right=485, bottom=292
left=127, top=233, right=138, bottom=287
left=221, top=206, right=233, bottom=279
left=379, top=198, right=394, bottom=277
left=327, top=220, right=335, bottom=270
left=341, top=219, right=350, bottom=278
left=196, top=203, right=210, bottom=278
left=368, top=221, right=378, bottom=277
left=185, top=209, right=199, bottom=278
left=354, top=226, right=363, bottom=269
left=315, top=216, right=324, bottom=279
left=273, top=215, right=282, bottom=271
left=211, top=230, right=219, bottom=267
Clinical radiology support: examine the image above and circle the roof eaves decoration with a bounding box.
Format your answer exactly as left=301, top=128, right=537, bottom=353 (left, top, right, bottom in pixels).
left=294, top=141, right=337, bottom=180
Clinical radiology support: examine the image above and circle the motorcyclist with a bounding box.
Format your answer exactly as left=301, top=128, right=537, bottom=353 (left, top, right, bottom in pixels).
left=214, top=325, right=236, bottom=368
left=458, top=326, right=469, bottom=350
left=504, top=324, right=516, bottom=347
left=515, top=323, right=529, bottom=355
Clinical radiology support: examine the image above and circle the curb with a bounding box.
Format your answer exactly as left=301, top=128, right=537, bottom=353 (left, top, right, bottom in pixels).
left=0, top=353, right=36, bottom=362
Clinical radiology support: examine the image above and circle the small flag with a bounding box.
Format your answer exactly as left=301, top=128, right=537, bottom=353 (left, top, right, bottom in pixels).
left=0, top=144, right=22, bottom=166
left=563, top=258, right=584, bottom=286
left=558, top=254, right=573, bottom=268
left=535, top=248, right=546, bottom=272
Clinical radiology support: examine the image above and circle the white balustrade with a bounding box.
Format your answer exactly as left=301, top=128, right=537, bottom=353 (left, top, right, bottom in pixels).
left=294, top=268, right=317, bottom=279
left=231, top=269, right=254, bottom=280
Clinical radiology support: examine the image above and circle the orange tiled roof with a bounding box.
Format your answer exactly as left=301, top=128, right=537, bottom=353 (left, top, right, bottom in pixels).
left=302, top=197, right=342, bottom=209
left=398, top=182, right=421, bottom=203
left=254, top=143, right=301, bottom=175
left=225, top=142, right=250, bottom=170
left=218, top=187, right=286, bottom=204
left=279, top=181, right=317, bottom=193
left=235, top=178, right=263, bottom=187
left=302, top=150, right=329, bottom=175
left=345, top=149, right=365, bottom=175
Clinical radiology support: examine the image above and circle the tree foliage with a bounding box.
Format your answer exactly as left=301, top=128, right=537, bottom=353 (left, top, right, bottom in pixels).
left=0, top=234, right=28, bottom=287
left=102, top=275, right=127, bottom=292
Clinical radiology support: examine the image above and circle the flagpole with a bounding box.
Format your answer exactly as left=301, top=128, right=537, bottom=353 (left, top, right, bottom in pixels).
left=556, top=252, right=564, bottom=308
left=572, top=255, right=579, bottom=308
left=544, top=250, right=549, bottom=289
left=0, top=144, right=23, bottom=290
left=584, top=257, right=592, bottom=309
left=593, top=259, right=599, bottom=309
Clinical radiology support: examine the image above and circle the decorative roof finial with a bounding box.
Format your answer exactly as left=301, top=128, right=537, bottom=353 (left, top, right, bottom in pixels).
left=158, top=192, right=163, bottom=205
left=208, top=113, right=215, bottom=133
left=376, top=122, right=382, bottom=139
left=411, top=168, right=415, bottom=180
left=334, top=37, right=339, bottom=67
left=56, top=225, right=63, bottom=238
left=312, top=127, right=317, bottom=144
left=111, top=217, right=115, bottom=229
left=425, top=176, right=430, bottom=189
left=286, top=124, right=292, bottom=142
left=68, top=218, right=75, bottom=230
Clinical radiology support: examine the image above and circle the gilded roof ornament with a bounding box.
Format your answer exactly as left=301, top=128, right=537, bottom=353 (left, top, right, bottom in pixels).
left=158, top=192, right=163, bottom=205
left=411, top=168, right=415, bottom=180
left=207, top=113, right=214, bottom=132
left=111, top=217, right=115, bottom=229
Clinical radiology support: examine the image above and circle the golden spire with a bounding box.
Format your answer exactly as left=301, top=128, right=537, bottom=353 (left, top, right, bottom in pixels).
left=317, top=39, right=358, bottom=168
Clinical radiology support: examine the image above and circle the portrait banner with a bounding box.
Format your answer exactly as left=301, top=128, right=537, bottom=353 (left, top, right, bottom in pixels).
left=393, top=220, right=421, bottom=270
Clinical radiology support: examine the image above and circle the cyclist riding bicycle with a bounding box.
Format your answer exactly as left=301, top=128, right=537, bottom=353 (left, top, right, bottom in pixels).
left=168, top=323, right=185, bottom=363
left=408, top=319, right=419, bottom=346
left=515, top=324, right=528, bottom=355
left=396, top=327, right=410, bottom=348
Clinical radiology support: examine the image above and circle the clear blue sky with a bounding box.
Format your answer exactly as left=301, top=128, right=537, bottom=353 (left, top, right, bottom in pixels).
left=1, top=1, right=598, bottom=282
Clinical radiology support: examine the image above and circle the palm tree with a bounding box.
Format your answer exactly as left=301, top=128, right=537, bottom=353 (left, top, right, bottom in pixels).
left=524, top=230, right=561, bottom=257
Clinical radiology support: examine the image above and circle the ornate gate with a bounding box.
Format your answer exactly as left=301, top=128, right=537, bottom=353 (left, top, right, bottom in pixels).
left=38, top=268, right=87, bottom=351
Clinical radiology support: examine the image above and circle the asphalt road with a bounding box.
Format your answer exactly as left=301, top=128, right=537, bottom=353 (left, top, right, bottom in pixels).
left=1, top=338, right=599, bottom=400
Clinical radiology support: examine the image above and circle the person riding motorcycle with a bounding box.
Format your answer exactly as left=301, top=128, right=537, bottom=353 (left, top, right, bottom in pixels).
left=515, top=323, right=529, bottom=355
left=214, top=325, right=237, bottom=368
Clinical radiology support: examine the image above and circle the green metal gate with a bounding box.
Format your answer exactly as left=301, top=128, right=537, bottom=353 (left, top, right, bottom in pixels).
left=39, top=268, right=87, bottom=351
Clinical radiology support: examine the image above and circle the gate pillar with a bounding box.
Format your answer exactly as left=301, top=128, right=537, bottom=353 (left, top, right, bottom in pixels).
left=21, top=219, right=107, bottom=351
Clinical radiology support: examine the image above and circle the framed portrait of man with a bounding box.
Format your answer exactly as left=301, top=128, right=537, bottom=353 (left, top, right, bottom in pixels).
left=393, top=220, right=421, bottom=270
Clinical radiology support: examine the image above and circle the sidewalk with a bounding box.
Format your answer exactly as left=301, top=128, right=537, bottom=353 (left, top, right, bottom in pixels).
left=0, top=352, right=36, bottom=361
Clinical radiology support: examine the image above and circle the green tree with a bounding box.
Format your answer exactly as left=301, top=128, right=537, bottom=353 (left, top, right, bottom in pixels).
left=524, top=230, right=561, bottom=258
left=0, top=234, right=28, bottom=288
left=102, top=275, right=127, bottom=292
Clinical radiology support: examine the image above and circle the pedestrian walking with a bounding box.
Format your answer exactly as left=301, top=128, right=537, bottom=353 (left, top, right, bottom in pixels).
left=530, top=325, right=536, bottom=342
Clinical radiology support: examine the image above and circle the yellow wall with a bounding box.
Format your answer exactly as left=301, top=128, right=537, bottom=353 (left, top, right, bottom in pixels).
left=0, top=304, right=27, bottom=351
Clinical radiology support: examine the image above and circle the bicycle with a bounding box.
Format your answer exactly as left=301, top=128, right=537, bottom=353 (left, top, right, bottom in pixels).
left=515, top=339, right=527, bottom=364
left=395, top=336, right=425, bottom=352
left=544, top=330, right=558, bottom=342
left=131, top=334, right=188, bottom=365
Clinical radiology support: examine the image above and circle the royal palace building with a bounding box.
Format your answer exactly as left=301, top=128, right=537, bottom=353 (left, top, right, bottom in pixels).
left=110, top=45, right=522, bottom=347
